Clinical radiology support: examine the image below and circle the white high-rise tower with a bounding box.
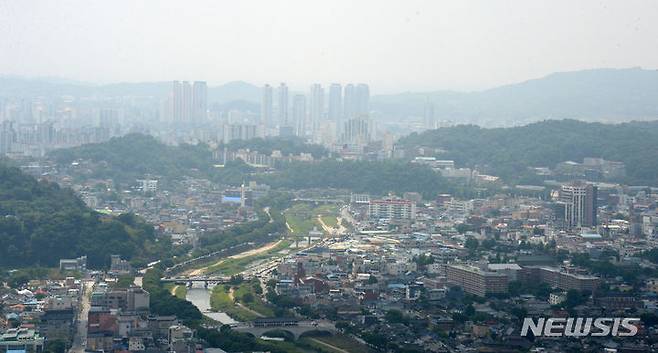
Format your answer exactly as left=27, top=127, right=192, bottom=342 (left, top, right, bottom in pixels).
left=309, top=84, right=324, bottom=136
left=277, top=83, right=289, bottom=127
left=261, top=84, right=273, bottom=127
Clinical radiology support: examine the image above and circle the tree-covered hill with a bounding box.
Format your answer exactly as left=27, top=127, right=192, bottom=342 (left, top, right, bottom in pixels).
left=48, top=134, right=328, bottom=186
left=49, top=134, right=450, bottom=197
left=262, top=160, right=448, bottom=199
left=48, top=133, right=217, bottom=184
left=0, top=163, right=171, bottom=268
left=399, top=119, right=658, bottom=186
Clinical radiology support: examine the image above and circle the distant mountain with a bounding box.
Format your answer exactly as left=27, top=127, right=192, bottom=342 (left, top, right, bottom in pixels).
left=372, top=68, right=658, bottom=125
left=4, top=68, right=658, bottom=123
left=208, top=81, right=260, bottom=103
left=0, top=76, right=260, bottom=104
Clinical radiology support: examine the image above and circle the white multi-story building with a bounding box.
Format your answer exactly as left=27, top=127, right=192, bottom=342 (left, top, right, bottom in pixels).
left=368, top=198, right=416, bottom=220
left=137, top=179, right=158, bottom=193
left=350, top=193, right=370, bottom=204
left=559, top=181, right=597, bottom=228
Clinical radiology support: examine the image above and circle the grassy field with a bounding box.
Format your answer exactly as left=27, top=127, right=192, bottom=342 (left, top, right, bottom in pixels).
left=299, top=334, right=375, bottom=353
left=210, top=285, right=258, bottom=321
left=285, top=203, right=339, bottom=234
left=284, top=203, right=317, bottom=234
left=256, top=340, right=309, bottom=353
left=206, top=239, right=292, bottom=275
left=233, top=279, right=274, bottom=317
left=321, top=215, right=338, bottom=227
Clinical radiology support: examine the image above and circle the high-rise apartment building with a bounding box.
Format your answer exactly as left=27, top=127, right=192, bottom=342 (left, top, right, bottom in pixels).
left=192, top=81, right=207, bottom=122
left=343, top=83, right=356, bottom=120
left=343, top=83, right=369, bottom=120
left=292, top=94, right=306, bottom=137
left=355, top=83, right=370, bottom=117
left=342, top=117, right=371, bottom=145
left=328, top=84, right=342, bottom=121
left=172, top=81, right=182, bottom=122
left=559, top=181, right=598, bottom=228
left=277, top=83, right=289, bottom=127
left=181, top=81, right=192, bottom=121
left=171, top=81, right=197, bottom=123
left=0, top=121, right=15, bottom=154
left=261, top=84, right=273, bottom=127
left=309, top=84, right=324, bottom=135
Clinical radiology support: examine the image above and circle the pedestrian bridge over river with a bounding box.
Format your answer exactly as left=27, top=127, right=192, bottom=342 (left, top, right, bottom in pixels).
left=160, top=276, right=236, bottom=287
left=231, top=318, right=337, bottom=340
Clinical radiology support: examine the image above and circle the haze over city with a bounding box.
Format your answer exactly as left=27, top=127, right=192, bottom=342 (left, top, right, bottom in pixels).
left=3, top=2, right=658, bottom=353
left=2, top=0, right=658, bottom=92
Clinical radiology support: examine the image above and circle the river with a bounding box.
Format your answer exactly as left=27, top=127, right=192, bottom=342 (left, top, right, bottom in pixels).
left=134, top=277, right=237, bottom=325
left=185, top=284, right=237, bottom=325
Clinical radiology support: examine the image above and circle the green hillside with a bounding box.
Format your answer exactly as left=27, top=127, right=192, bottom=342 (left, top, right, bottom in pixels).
left=0, top=163, right=172, bottom=268
left=399, top=119, right=658, bottom=186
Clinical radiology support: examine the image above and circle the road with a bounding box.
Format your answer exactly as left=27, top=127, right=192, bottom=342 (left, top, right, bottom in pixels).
left=340, top=206, right=355, bottom=226
left=69, top=281, right=93, bottom=353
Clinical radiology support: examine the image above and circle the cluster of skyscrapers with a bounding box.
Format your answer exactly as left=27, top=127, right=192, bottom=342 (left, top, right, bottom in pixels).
left=261, top=83, right=371, bottom=146
left=0, top=97, right=127, bottom=157
left=166, top=81, right=208, bottom=123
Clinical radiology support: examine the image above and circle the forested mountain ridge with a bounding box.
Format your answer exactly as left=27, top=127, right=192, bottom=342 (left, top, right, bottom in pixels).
left=0, top=163, right=170, bottom=268
left=399, top=119, right=658, bottom=186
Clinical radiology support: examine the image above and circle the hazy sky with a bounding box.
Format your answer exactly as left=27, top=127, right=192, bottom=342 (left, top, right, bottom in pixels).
left=1, top=0, right=657, bottom=93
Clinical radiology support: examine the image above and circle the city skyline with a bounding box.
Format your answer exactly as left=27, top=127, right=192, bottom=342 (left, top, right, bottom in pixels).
left=2, top=1, right=658, bottom=93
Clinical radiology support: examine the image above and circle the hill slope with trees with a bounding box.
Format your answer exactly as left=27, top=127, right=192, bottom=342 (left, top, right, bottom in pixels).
left=262, top=160, right=448, bottom=199
left=49, top=134, right=449, bottom=197
left=0, top=163, right=171, bottom=268
left=49, top=134, right=327, bottom=186
left=399, top=119, right=658, bottom=186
